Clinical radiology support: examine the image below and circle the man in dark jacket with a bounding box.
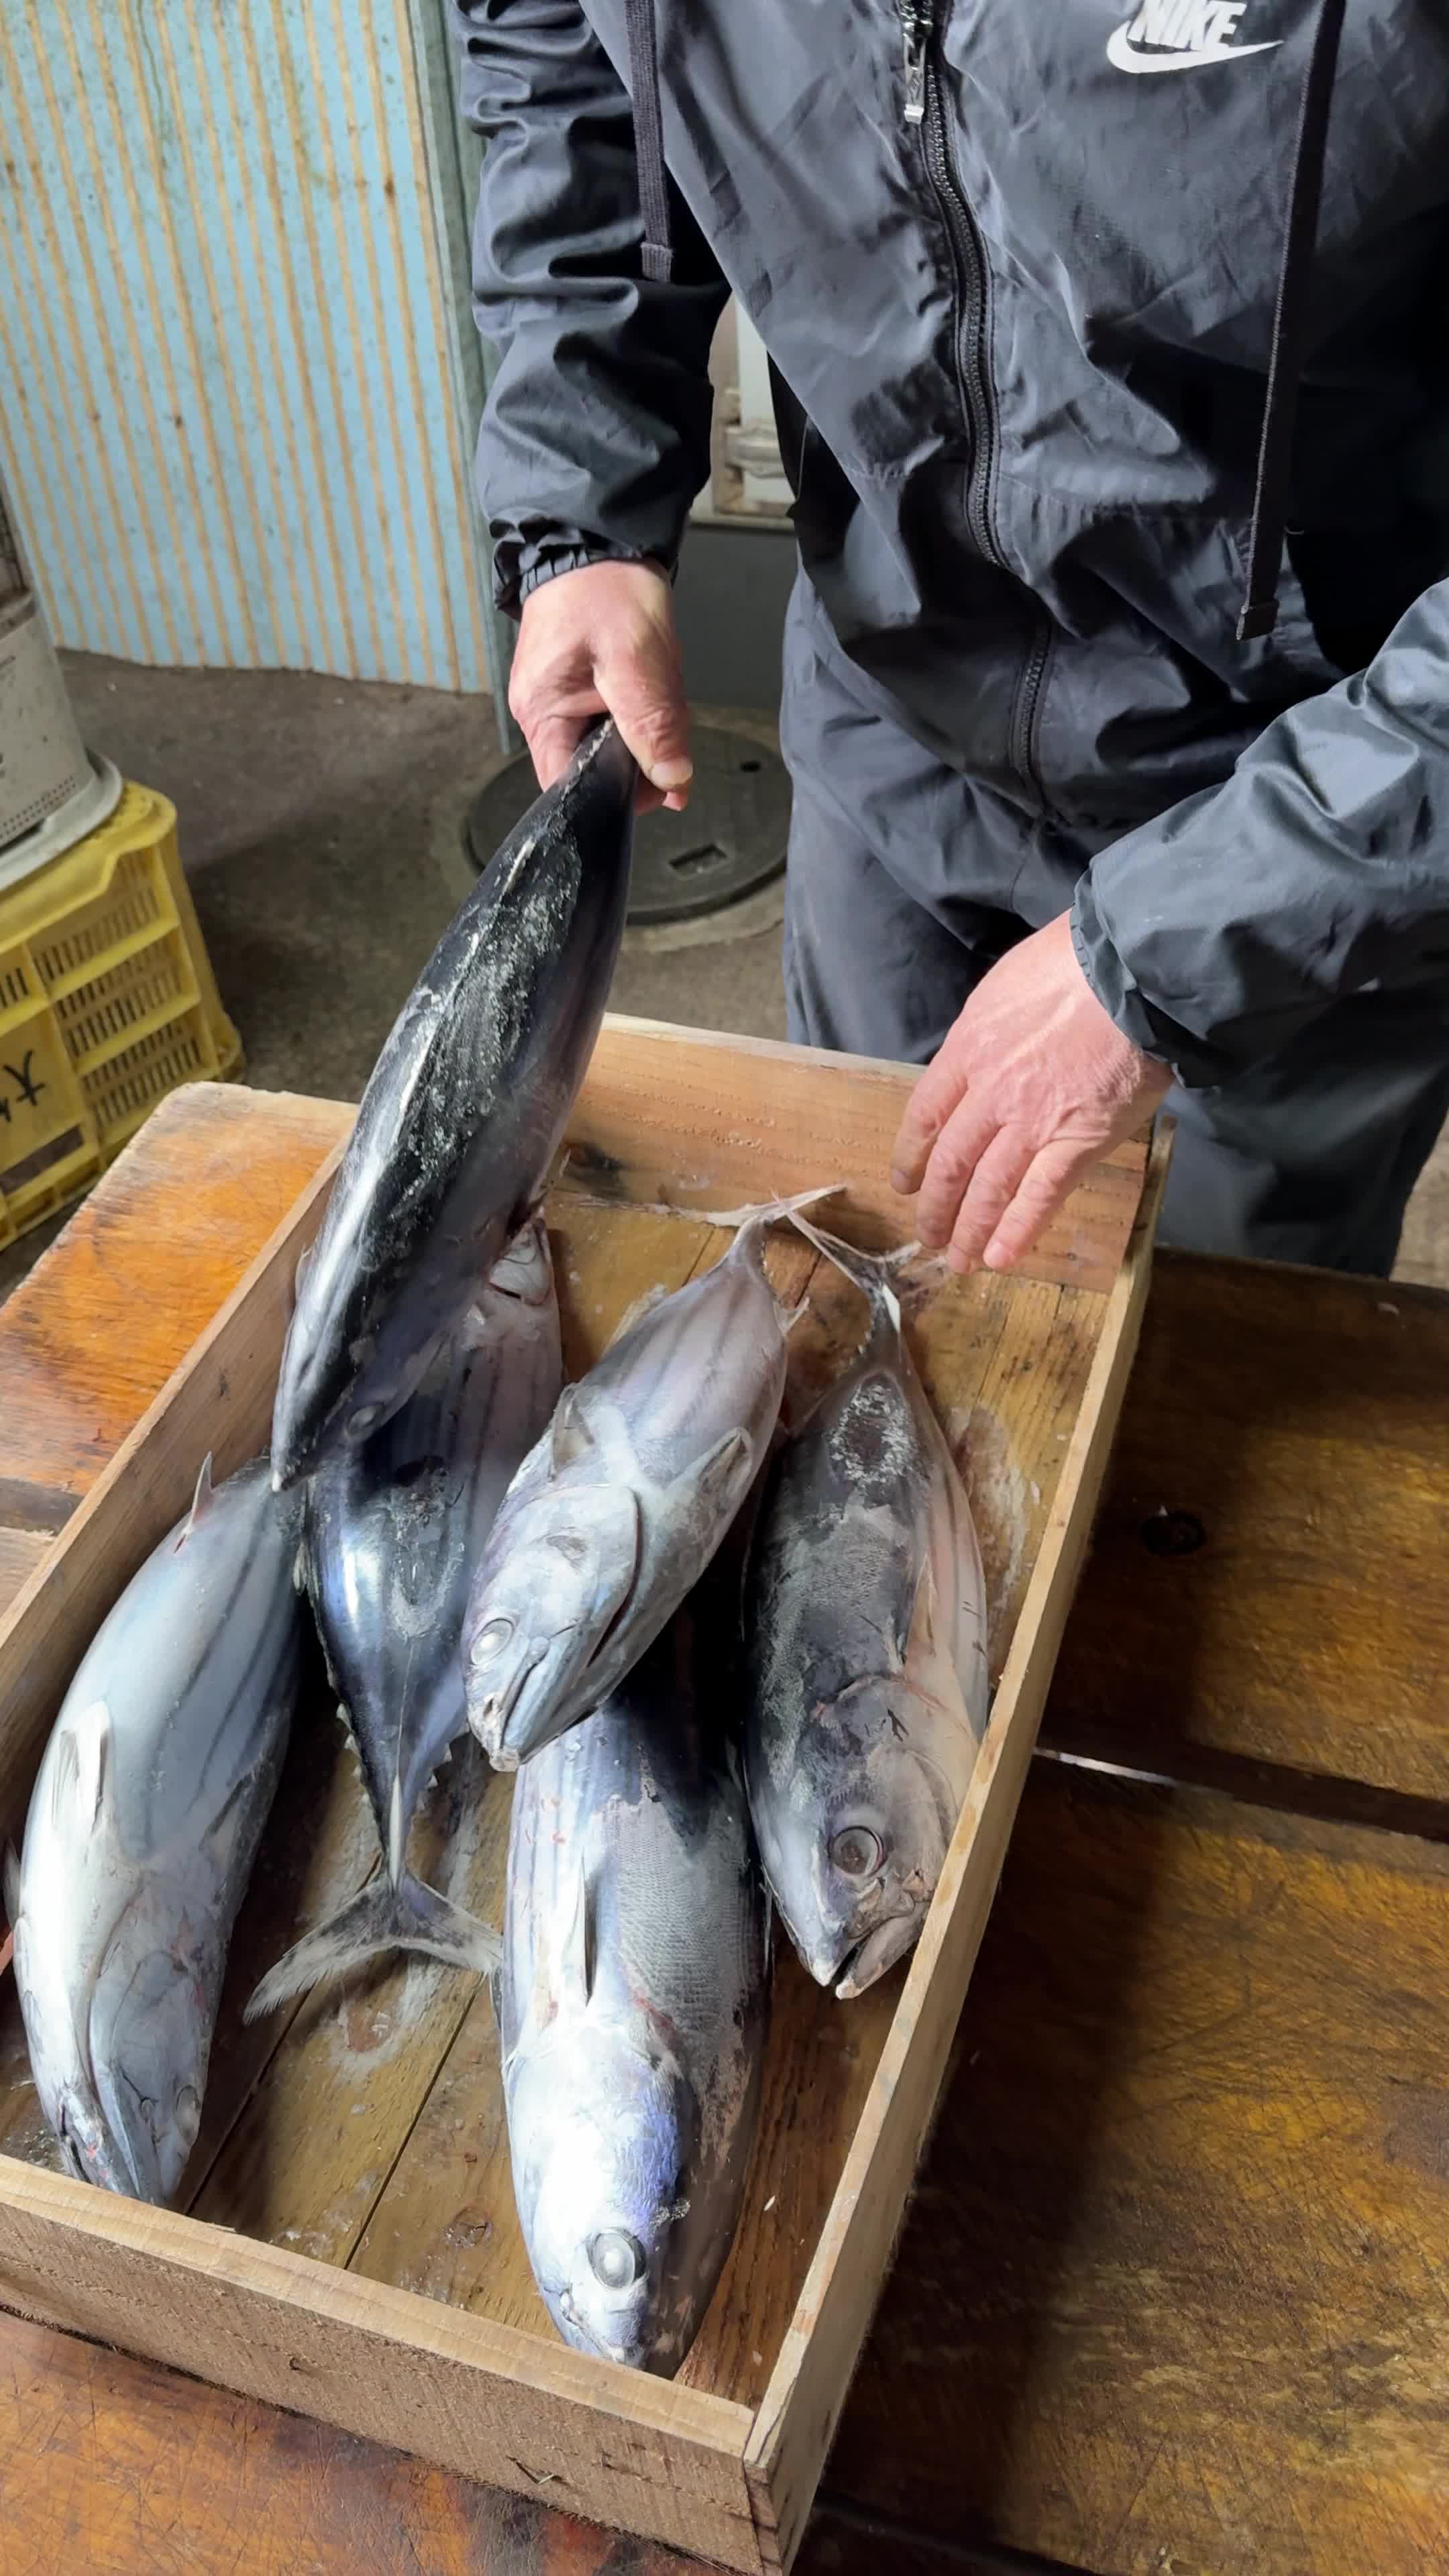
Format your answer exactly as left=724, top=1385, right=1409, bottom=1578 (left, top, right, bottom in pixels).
left=455, top=0, right=1449, bottom=1277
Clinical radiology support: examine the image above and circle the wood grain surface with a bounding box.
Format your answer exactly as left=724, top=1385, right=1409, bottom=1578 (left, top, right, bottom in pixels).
left=1044, top=1254, right=1449, bottom=1810
left=0, top=1085, right=348, bottom=1524
left=0, top=2313, right=991, bottom=2576
left=824, top=1756, right=1449, bottom=2576
left=568, top=1016, right=1147, bottom=1293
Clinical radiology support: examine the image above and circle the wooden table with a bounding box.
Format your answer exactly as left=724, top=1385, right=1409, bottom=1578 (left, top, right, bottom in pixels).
left=2, top=1085, right=1448, bottom=2576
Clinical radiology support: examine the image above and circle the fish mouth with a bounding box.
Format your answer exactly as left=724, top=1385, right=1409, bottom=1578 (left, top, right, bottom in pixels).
left=832, top=1911, right=922, bottom=2000
left=555, top=2289, right=631, bottom=2367
left=468, top=1649, right=544, bottom=1763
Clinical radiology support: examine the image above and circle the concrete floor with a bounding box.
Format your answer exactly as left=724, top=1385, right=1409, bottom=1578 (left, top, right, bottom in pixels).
left=4, top=649, right=1448, bottom=1293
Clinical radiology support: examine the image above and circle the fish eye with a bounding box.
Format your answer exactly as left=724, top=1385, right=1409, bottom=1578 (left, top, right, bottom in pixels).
left=587, top=2229, right=646, bottom=2293
left=470, top=1616, right=515, bottom=1664
left=830, top=1825, right=884, bottom=1880
left=347, top=1403, right=385, bottom=1443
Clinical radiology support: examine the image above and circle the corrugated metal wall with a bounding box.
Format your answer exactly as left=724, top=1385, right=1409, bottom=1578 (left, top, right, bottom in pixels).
left=0, top=0, right=505, bottom=703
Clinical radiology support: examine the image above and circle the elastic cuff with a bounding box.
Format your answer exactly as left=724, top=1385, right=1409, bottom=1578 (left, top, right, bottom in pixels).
left=499, top=543, right=677, bottom=619
left=1069, top=884, right=1225, bottom=1091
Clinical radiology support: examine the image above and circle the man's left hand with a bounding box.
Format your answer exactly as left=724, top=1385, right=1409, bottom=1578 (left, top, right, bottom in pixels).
left=889, top=912, right=1171, bottom=1272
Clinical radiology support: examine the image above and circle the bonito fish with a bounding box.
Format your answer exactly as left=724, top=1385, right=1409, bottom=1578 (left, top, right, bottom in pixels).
left=7, top=1457, right=302, bottom=2201
left=248, top=1218, right=562, bottom=2017
left=743, top=1218, right=989, bottom=1998
left=271, top=721, right=634, bottom=1490
left=464, top=1190, right=829, bottom=1768
left=500, top=1582, right=769, bottom=2375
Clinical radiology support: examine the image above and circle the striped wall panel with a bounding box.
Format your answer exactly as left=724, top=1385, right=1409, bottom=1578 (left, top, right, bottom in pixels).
left=0, top=0, right=506, bottom=702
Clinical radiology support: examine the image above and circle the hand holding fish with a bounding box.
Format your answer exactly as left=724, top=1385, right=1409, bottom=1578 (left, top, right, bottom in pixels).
left=890, top=911, right=1171, bottom=1273
left=511, top=560, right=694, bottom=813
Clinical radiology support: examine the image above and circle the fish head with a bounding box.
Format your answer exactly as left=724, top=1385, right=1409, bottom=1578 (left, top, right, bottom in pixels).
left=508, top=2029, right=699, bottom=2374
left=466, top=1483, right=641, bottom=1766
left=13, top=1875, right=216, bottom=2203
left=13, top=1941, right=135, bottom=2196
left=83, top=1882, right=221, bottom=2202
left=768, top=1678, right=969, bottom=2000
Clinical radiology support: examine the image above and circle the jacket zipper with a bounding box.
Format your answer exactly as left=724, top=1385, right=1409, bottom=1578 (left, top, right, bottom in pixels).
left=899, top=0, right=1050, bottom=800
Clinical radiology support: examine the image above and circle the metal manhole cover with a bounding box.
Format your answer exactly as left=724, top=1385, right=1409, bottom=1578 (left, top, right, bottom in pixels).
left=462, top=721, right=789, bottom=926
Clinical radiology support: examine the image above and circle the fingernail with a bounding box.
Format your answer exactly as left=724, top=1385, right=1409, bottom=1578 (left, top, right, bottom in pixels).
left=947, top=1248, right=970, bottom=1276
left=649, top=757, right=692, bottom=790
left=889, top=1166, right=911, bottom=1195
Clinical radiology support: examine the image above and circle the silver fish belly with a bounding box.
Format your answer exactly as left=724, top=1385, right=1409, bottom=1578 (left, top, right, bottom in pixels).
left=464, top=1195, right=820, bottom=1769
left=248, top=1218, right=563, bottom=2017
left=744, top=1222, right=989, bottom=1999
left=8, top=1456, right=303, bottom=2202
left=271, top=722, right=634, bottom=1490
left=500, top=1590, right=769, bottom=2375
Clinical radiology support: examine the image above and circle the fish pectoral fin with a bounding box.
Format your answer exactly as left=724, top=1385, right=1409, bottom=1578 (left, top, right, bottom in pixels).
left=677, top=1426, right=756, bottom=1525
left=244, top=1872, right=500, bottom=2020
left=52, top=1702, right=110, bottom=1836
left=903, top=1549, right=938, bottom=1664
left=548, top=1384, right=596, bottom=1474
left=183, top=1453, right=216, bottom=1542
left=559, top=1862, right=598, bottom=2013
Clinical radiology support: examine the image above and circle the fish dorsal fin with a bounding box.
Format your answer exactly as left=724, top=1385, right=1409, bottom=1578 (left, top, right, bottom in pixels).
left=2, top=1843, right=19, bottom=1931
left=54, top=1701, right=109, bottom=1835
left=549, top=1385, right=594, bottom=1474
left=182, top=1454, right=215, bottom=1544
left=559, top=1862, right=598, bottom=2012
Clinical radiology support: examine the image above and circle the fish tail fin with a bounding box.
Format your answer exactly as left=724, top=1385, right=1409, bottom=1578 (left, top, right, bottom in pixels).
left=243, top=1872, right=500, bottom=2021
left=694, top=1183, right=840, bottom=1233
left=786, top=1210, right=916, bottom=1338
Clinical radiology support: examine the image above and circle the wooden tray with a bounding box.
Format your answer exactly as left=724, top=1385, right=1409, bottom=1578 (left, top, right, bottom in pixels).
left=0, top=1020, right=1168, bottom=2571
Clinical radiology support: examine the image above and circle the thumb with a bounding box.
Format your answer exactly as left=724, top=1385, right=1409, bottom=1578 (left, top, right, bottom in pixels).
left=598, top=629, right=692, bottom=798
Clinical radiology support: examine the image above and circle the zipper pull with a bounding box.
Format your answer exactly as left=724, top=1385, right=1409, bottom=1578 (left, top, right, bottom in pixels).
left=900, top=3, right=930, bottom=127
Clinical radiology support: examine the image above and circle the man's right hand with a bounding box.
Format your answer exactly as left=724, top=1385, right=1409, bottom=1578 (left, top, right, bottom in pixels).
left=508, top=559, right=693, bottom=812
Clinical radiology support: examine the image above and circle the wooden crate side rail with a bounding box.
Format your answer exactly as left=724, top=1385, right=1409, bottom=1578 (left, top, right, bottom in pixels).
left=742, top=1120, right=1174, bottom=2571
left=0, top=2161, right=760, bottom=2571
left=0, top=1141, right=345, bottom=1841
left=566, top=1017, right=1146, bottom=1294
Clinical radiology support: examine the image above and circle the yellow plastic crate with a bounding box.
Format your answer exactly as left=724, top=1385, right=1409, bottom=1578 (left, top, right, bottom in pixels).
left=0, top=782, right=241, bottom=1250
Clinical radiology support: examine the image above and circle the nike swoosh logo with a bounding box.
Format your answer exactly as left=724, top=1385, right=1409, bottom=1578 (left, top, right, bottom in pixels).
left=1106, top=25, right=1281, bottom=70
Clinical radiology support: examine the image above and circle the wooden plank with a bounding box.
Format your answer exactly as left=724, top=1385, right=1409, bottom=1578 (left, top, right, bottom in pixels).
left=0, top=1086, right=350, bottom=1513
left=190, top=1752, right=507, bottom=2264
left=1045, top=1251, right=1449, bottom=1807
left=0, top=2313, right=979, bottom=2576
left=0, top=2167, right=759, bottom=2571
left=0, top=1136, right=345, bottom=1846
left=566, top=1015, right=1147, bottom=1293
left=743, top=1123, right=1172, bottom=2571
left=823, top=1758, right=1449, bottom=2576
left=0, top=1528, right=50, bottom=1618
left=0, top=2312, right=705, bottom=2576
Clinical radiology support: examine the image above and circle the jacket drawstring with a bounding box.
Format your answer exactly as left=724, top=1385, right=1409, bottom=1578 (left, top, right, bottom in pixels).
left=624, top=0, right=674, bottom=283
left=1237, top=0, right=1348, bottom=642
